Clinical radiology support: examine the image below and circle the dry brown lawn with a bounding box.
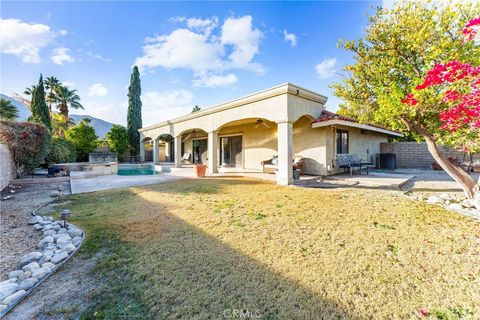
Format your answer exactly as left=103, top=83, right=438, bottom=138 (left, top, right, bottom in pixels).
left=67, top=178, right=480, bottom=319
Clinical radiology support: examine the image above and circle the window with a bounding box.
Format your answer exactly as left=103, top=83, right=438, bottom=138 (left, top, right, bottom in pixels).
left=336, top=129, right=349, bottom=154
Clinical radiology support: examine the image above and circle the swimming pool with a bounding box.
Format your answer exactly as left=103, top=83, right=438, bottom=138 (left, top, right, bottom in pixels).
left=117, top=168, right=160, bottom=176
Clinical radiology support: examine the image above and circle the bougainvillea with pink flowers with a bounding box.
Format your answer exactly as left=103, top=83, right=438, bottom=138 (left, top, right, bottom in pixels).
left=334, top=1, right=480, bottom=202
left=401, top=19, right=480, bottom=154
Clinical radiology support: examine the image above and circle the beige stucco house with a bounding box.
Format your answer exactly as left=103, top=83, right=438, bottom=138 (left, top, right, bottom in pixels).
left=139, top=83, right=402, bottom=185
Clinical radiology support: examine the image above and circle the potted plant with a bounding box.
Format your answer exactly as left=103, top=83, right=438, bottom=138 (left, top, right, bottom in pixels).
left=194, top=163, right=207, bottom=177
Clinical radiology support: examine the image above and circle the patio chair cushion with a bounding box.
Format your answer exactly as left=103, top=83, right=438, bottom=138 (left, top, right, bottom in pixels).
left=271, top=155, right=278, bottom=165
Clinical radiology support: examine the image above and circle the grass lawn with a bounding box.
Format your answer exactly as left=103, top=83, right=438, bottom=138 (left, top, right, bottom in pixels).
left=65, top=178, right=479, bottom=319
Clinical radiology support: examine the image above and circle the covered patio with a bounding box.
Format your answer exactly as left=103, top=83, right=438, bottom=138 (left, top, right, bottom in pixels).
left=139, top=83, right=328, bottom=185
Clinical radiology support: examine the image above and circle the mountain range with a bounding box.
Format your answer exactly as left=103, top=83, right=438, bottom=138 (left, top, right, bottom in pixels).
left=1, top=94, right=118, bottom=139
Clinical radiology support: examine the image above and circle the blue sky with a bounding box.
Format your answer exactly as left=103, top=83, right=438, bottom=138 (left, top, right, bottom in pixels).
left=1, top=1, right=383, bottom=126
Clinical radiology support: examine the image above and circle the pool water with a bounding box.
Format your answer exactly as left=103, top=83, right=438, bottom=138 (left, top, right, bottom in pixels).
left=117, top=169, right=160, bottom=176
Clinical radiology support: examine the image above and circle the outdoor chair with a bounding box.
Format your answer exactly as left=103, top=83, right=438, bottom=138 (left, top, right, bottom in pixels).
left=181, top=153, right=191, bottom=163
left=336, top=154, right=372, bottom=175
left=347, top=154, right=375, bottom=175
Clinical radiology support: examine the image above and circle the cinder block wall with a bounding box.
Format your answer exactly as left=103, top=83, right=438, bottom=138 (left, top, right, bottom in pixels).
left=0, top=144, right=15, bottom=191
left=380, top=142, right=479, bottom=168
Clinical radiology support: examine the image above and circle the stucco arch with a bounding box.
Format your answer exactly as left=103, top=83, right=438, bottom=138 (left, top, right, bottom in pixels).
left=215, top=117, right=276, bottom=132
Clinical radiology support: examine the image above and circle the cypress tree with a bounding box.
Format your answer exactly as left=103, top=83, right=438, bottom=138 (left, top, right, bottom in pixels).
left=127, top=66, right=142, bottom=157
left=29, top=74, right=51, bottom=130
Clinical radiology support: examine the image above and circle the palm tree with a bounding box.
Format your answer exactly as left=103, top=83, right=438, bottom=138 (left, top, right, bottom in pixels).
left=0, top=98, right=19, bottom=120
left=54, top=86, right=83, bottom=119
left=44, top=76, right=60, bottom=112
left=24, top=85, right=37, bottom=96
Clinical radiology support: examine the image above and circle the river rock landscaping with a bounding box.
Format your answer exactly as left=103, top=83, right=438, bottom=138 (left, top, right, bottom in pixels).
left=0, top=214, right=84, bottom=316
left=412, top=193, right=480, bottom=219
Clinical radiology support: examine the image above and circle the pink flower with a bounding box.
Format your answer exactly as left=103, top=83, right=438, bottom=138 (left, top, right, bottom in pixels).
left=418, top=308, right=428, bottom=317
left=463, top=17, right=480, bottom=42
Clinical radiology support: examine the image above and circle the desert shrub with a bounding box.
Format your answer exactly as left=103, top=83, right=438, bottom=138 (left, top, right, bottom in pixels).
left=0, top=121, right=51, bottom=177
left=46, top=137, right=77, bottom=164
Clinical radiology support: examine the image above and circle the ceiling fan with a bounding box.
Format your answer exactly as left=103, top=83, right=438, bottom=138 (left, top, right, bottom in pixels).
left=255, top=119, right=270, bottom=129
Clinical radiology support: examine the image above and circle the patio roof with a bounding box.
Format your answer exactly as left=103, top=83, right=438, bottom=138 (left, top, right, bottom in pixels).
left=311, top=111, right=404, bottom=137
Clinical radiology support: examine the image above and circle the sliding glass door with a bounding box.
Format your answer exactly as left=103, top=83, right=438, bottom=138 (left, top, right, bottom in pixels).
left=220, top=136, right=242, bottom=167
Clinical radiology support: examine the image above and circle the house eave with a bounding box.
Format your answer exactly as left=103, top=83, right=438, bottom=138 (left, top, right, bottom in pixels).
left=139, top=83, right=328, bottom=133
left=311, top=119, right=404, bottom=137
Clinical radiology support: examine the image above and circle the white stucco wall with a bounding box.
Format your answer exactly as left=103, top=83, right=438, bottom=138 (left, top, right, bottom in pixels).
left=0, top=144, right=15, bottom=191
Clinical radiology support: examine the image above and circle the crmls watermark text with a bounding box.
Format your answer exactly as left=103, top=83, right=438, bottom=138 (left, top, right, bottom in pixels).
left=223, top=308, right=262, bottom=318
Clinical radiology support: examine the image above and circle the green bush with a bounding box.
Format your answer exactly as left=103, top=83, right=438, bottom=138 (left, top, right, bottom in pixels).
left=65, top=119, right=99, bottom=161
left=46, top=137, right=77, bottom=164
left=0, top=121, right=51, bottom=177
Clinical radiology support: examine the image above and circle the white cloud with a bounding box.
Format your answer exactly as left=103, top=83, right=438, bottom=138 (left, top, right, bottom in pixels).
left=88, top=83, right=108, bottom=97
left=135, top=15, right=264, bottom=87
left=193, top=73, right=238, bottom=88
left=186, top=16, right=218, bottom=36
left=136, top=28, right=223, bottom=73
left=221, top=16, right=263, bottom=73
left=51, top=47, right=75, bottom=65
left=0, top=18, right=54, bottom=63
left=142, top=90, right=194, bottom=126
left=315, top=58, right=337, bottom=79
left=59, top=30, right=68, bottom=36
left=283, top=29, right=297, bottom=47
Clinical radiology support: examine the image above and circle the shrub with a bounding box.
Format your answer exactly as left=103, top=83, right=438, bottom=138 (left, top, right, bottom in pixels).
left=65, top=119, right=99, bottom=161
left=0, top=121, right=50, bottom=177
left=106, top=125, right=129, bottom=155
left=46, top=137, right=77, bottom=164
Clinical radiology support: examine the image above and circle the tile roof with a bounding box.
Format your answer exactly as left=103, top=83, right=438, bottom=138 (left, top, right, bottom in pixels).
left=312, top=110, right=402, bottom=135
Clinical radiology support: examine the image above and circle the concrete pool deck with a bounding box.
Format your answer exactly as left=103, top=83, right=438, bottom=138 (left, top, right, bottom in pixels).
left=70, top=172, right=191, bottom=194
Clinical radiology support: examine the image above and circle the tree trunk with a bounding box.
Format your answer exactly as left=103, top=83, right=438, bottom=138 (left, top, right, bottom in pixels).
left=423, top=134, right=480, bottom=208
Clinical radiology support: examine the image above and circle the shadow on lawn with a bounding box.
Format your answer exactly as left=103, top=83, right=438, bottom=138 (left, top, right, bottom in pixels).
left=93, top=178, right=359, bottom=320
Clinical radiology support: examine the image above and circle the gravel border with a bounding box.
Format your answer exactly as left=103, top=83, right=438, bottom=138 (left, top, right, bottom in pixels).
left=0, top=202, right=86, bottom=318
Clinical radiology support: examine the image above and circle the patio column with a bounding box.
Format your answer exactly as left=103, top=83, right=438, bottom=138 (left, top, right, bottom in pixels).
left=207, top=130, right=218, bottom=175
left=153, top=139, right=159, bottom=164
left=276, top=120, right=293, bottom=185
left=174, top=136, right=182, bottom=168
left=139, top=140, right=145, bottom=162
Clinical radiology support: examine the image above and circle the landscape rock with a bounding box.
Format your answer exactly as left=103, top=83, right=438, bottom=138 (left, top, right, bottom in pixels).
left=50, top=190, right=60, bottom=197
left=2, top=290, right=26, bottom=305
left=18, top=271, right=31, bottom=282
left=62, top=243, right=76, bottom=253
left=8, top=278, right=17, bottom=284
left=72, top=236, right=83, bottom=247
left=31, top=266, right=51, bottom=280
left=51, top=224, right=61, bottom=231
left=33, top=224, right=43, bottom=231
left=20, top=252, right=42, bottom=266
left=37, top=236, right=54, bottom=249
left=0, top=283, right=18, bottom=300
left=28, top=216, right=43, bottom=225
left=448, top=203, right=464, bottom=211
left=41, top=262, right=55, bottom=270
left=67, top=227, right=82, bottom=238
left=426, top=196, right=442, bottom=204
left=43, top=230, right=56, bottom=237
left=40, top=220, right=51, bottom=225
left=22, top=262, right=40, bottom=273
left=43, top=216, right=54, bottom=222
left=0, top=304, right=7, bottom=312
left=18, top=277, right=38, bottom=291
left=8, top=270, right=23, bottom=279
left=42, top=224, right=53, bottom=231
left=57, top=228, right=67, bottom=234
left=51, top=252, right=68, bottom=264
